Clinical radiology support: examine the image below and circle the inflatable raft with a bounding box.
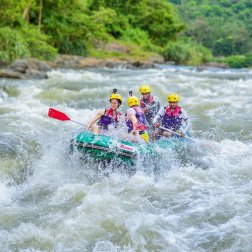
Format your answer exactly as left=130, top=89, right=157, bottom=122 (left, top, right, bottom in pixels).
left=71, top=131, right=190, bottom=166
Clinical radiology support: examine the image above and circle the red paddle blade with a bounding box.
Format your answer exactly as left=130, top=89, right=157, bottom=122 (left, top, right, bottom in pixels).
left=48, top=108, right=70, bottom=121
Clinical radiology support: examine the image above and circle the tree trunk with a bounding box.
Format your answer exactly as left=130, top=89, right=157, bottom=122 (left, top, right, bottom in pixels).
left=38, top=0, right=43, bottom=30
left=22, top=5, right=31, bottom=22
left=22, top=1, right=35, bottom=23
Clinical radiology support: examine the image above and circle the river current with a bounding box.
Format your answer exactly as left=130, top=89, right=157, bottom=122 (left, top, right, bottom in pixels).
left=0, top=66, right=251, bottom=251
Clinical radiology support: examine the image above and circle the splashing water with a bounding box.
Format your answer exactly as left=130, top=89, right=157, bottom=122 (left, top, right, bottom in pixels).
left=0, top=66, right=251, bottom=251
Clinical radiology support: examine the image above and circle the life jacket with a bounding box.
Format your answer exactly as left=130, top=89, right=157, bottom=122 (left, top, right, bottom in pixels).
left=140, top=95, right=154, bottom=109
left=125, top=106, right=147, bottom=133
left=140, top=96, right=159, bottom=121
left=161, top=106, right=182, bottom=130
left=98, top=108, right=121, bottom=130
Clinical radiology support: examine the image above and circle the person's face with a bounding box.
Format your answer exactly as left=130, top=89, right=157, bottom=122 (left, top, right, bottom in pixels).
left=111, top=99, right=120, bottom=110
left=141, top=93, right=150, bottom=99
left=169, top=102, right=178, bottom=109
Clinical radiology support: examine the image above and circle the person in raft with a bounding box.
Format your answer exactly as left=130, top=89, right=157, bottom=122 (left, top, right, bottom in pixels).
left=86, top=89, right=123, bottom=134
left=139, top=84, right=160, bottom=130
left=153, top=93, right=190, bottom=138
left=125, top=91, right=149, bottom=142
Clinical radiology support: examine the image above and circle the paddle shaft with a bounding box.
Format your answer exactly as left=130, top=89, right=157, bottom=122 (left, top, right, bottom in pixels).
left=48, top=108, right=86, bottom=127
left=70, top=120, right=86, bottom=126
left=159, top=126, right=195, bottom=142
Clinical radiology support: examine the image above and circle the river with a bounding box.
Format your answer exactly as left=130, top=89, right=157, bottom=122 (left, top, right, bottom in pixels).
left=0, top=66, right=251, bottom=251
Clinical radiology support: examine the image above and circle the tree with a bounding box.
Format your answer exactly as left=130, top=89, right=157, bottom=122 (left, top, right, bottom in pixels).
left=185, top=19, right=214, bottom=48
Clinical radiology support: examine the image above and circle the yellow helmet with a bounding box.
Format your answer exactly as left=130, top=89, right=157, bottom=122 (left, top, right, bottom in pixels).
left=168, top=93, right=180, bottom=103
left=139, top=85, right=151, bottom=94
left=127, top=96, right=139, bottom=107
left=109, top=93, right=123, bottom=105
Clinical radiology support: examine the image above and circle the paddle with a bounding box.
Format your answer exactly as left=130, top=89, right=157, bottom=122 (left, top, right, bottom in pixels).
left=48, top=108, right=86, bottom=126
left=159, top=126, right=195, bottom=142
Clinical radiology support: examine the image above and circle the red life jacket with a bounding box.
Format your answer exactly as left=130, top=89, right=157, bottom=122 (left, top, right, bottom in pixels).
left=106, top=108, right=121, bottom=121
left=161, top=106, right=182, bottom=130
left=140, top=95, right=154, bottom=108
left=165, top=106, right=181, bottom=117
left=98, top=108, right=121, bottom=130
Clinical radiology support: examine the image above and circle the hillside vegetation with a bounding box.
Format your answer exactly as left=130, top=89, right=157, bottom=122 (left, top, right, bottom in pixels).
left=171, top=0, right=252, bottom=67
left=0, top=0, right=252, bottom=68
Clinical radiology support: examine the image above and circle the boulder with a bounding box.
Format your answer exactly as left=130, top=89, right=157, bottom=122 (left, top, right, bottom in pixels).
left=150, top=55, right=165, bottom=64
left=0, top=69, right=23, bottom=79
left=78, top=58, right=103, bottom=68
left=10, top=60, right=28, bottom=73
left=25, top=69, right=48, bottom=79
left=0, top=58, right=51, bottom=79
left=11, top=59, right=51, bottom=72
left=131, top=60, right=154, bottom=69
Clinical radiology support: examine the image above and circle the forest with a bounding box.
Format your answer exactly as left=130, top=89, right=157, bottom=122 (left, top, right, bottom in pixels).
left=172, top=0, right=252, bottom=67
left=0, top=0, right=251, bottom=68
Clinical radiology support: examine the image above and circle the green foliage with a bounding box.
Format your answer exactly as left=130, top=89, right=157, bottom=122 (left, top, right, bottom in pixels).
left=163, top=40, right=212, bottom=65
left=244, top=52, right=252, bottom=67
left=133, top=0, right=185, bottom=46
left=121, top=28, right=151, bottom=49
left=173, top=0, right=252, bottom=57
left=1, top=0, right=252, bottom=68
left=89, top=40, right=161, bottom=61
left=92, top=8, right=127, bottom=39
left=88, top=0, right=184, bottom=46
left=212, top=23, right=250, bottom=56
left=214, top=37, right=234, bottom=56
left=0, top=0, right=187, bottom=63
left=222, top=53, right=252, bottom=68
left=223, top=55, right=246, bottom=68
left=163, top=42, right=191, bottom=64
left=0, top=25, right=57, bottom=63
left=0, top=0, right=30, bottom=27
left=20, top=26, right=57, bottom=60
left=0, top=27, right=30, bottom=63
left=41, top=4, right=91, bottom=56
left=185, top=19, right=214, bottom=48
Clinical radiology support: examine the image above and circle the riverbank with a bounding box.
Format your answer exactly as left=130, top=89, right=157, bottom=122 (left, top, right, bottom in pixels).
left=0, top=54, right=230, bottom=80
left=0, top=53, right=165, bottom=79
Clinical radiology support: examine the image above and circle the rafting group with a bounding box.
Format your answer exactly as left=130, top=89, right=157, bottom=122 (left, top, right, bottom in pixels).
left=86, top=85, right=190, bottom=143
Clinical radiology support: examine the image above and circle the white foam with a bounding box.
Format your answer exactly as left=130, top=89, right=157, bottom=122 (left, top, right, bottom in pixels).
left=47, top=69, right=109, bottom=81
left=0, top=182, right=12, bottom=205
left=1, top=66, right=252, bottom=251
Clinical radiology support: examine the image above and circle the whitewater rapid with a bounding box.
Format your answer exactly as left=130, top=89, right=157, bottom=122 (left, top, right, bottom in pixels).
left=0, top=65, right=251, bottom=251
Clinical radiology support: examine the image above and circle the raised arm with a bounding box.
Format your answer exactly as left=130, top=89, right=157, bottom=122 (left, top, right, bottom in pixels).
left=152, top=107, right=165, bottom=124
left=180, top=109, right=190, bottom=134
left=86, top=109, right=105, bottom=130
